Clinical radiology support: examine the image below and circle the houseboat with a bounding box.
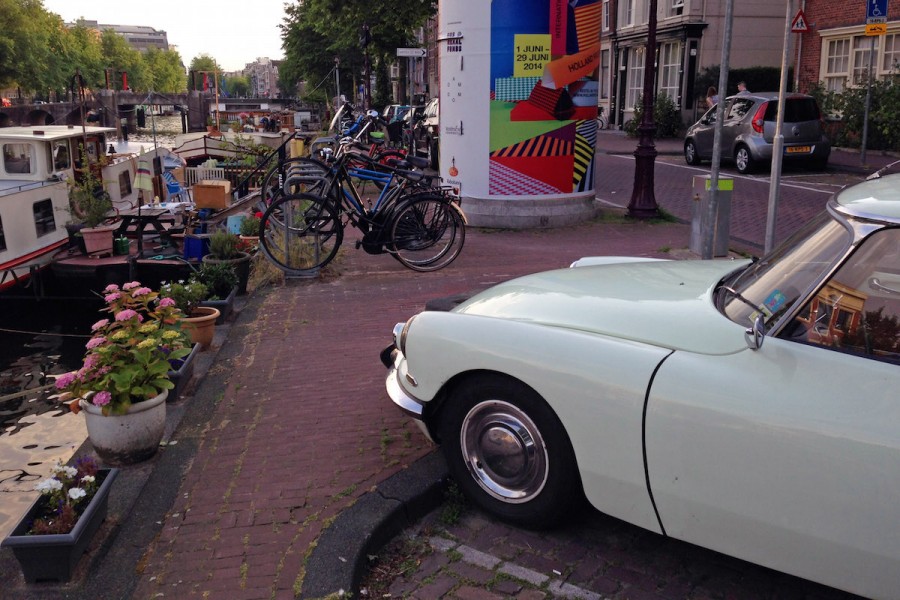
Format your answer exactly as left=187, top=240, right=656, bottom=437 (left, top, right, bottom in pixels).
left=0, top=125, right=182, bottom=294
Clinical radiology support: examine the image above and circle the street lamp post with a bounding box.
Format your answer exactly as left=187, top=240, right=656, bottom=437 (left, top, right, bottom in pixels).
left=627, top=0, right=660, bottom=219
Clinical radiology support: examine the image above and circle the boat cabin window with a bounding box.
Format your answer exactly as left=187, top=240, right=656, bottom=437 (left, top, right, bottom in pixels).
left=33, top=198, right=56, bottom=237
left=3, top=143, right=34, bottom=175
left=52, top=140, right=71, bottom=171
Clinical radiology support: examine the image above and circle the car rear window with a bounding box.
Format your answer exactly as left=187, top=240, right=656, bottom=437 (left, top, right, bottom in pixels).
left=763, top=98, right=821, bottom=123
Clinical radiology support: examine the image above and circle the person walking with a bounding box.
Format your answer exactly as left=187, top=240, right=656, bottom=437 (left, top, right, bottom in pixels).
left=706, top=86, right=719, bottom=108
left=737, top=81, right=750, bottom=95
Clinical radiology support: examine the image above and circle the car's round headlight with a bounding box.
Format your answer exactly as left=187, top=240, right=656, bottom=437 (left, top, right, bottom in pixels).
left=392, top=316, right=415, bottom=355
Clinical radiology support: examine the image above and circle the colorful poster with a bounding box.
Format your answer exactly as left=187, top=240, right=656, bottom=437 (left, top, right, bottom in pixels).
left=490, top=0, right=600, bottom=196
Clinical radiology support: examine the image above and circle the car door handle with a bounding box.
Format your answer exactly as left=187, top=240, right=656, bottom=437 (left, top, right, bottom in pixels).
left=870, top=277, right=900, bottom=295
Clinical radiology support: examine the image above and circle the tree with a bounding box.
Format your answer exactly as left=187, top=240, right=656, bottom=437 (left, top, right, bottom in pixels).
left=0, top=0, right=56, bottom=92
left=144, top=47, right=187, bottom=93
left=101, top=29, right=147, bottom=91
left=280, top=0, right=436, bottom=105
left=189, top=54, right=222, bottom=91
left=225, top=75, right=250, bottom=98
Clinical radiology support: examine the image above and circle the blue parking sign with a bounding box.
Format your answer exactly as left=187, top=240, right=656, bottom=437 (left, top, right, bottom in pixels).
left=868, top=0, right=888, bottom=21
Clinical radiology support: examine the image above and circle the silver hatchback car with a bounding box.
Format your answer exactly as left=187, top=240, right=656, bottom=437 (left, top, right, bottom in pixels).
left=684, top=92, right=831, bottom=174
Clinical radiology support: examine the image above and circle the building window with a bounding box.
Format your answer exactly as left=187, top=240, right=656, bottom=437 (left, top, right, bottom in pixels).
left=824, top=38, right=850, bottom=92
left=659, top=42, right=681, bottom=101
left=600, top=49, right=610, bottom=99
left=882, top=33, right=900, bottom=71
left=852, top=35, right=879, bottom=85
left=624, top=0, right=634, bottom=26
left=602, top=0, right=610, bottom=31
left=627, top=47, right=645, bottom=109
left=670, top=0, right=684, bottom=17
left=33, top=198, right=56, bottom=237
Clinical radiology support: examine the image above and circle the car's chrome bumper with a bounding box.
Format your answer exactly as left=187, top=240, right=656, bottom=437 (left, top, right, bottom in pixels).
left=383, top=347, right=433, bottom=441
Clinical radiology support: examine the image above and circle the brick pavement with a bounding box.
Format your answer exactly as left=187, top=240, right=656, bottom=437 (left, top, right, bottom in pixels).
left=126, top=214, right=692, bottom=600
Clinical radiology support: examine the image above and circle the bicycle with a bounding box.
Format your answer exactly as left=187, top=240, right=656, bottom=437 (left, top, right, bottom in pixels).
left=597, top=105, right=608, bottom=130
left=258, top=150, right=465, bottom=275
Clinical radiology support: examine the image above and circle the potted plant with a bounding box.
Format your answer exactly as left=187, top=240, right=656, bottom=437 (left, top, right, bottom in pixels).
left=1, top=456, right=119, bottom=583
left=54, top=282, right=193, bottom=465
left=197, top=261, right=239, bottom=323
left=68, top=161, right=115, bottom=254
left=203, top=229, right=252, bottom=295
left=159, top=278, right=220, bottom=349
left=239, top=212, right=261, bottom=242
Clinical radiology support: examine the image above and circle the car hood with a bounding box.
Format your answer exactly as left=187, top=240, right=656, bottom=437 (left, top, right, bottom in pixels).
left=454, top=259, right=752, bottom=355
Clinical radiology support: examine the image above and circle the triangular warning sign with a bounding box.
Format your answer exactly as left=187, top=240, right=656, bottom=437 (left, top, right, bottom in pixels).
left=791, top=9, right=808, bottom=32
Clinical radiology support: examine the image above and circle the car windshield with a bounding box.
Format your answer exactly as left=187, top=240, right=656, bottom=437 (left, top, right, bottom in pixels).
left=719, top=211, right=852, bottom=327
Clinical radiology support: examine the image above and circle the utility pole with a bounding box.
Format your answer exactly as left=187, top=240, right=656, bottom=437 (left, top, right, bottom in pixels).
left=361, top=24, right=372, bottom=109
left=627, top=0, right=660, bottom=218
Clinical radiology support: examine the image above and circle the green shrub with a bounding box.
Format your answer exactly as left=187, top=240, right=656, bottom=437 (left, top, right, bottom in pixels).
left=197, top=262, right=238, bottom=299
left=208, top=229, right=240, bottom=259
left=623, top=93, right=683, bottom=138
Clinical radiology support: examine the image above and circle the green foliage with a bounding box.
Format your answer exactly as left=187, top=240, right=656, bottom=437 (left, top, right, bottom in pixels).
left=623, top=93, right=683, bottom=138
left=226, top=75, right=251, bottom=97
left=208, top=229, right=240, bottom=259
left=0, top=1, right=187, bottom=94
left=239, top=214, right=261, bottom=236
left=281, top=0, right=436, bottom=103
left=812, top=77, right=900, bottom=151
left=197, top=262, right=238, bottom=299
left=160, top=278, right=209, bottom=315
left=68, top=149, right=113, bottom=227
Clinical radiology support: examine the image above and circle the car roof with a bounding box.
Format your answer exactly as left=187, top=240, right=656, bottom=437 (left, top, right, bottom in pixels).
left=832, top=173, right=900, bottom=222
left=724, top=92, right=815, bottom=102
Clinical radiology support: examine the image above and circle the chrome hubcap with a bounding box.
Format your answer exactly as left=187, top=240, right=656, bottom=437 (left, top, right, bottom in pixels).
left=460, top=400, right=548, bottom=503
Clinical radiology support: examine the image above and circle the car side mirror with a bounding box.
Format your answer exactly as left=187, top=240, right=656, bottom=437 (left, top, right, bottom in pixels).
left=744, top=313, right=766, bottom=351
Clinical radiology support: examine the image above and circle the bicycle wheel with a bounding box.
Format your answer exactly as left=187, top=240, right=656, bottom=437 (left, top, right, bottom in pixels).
left=389, top=195, right=466, bottom=272
left=259, top=193, right=343, bottom=273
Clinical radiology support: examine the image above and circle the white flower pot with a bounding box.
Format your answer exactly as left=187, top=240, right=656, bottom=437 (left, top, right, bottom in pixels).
left=80, top=390, right=167, bottom=465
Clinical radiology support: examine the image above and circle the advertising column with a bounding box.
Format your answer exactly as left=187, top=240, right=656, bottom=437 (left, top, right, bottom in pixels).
left=440, top=0, right=601, bottom=227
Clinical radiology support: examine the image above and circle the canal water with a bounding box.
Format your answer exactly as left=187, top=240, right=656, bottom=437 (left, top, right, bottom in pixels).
left=0, top=117, right=185, bottom=538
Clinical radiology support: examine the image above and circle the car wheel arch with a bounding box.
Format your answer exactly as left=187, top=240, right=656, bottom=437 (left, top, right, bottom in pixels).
left=431, top=369, right=586, bottom=527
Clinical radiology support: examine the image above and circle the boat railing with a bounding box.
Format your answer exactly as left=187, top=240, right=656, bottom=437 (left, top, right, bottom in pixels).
left=0, top=179, right=66, bottom=198
left=185, top=167, right=226, bottom=186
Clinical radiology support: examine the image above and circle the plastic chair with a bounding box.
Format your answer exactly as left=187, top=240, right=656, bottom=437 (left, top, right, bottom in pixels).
left=162, top=171, right=190, bottom=203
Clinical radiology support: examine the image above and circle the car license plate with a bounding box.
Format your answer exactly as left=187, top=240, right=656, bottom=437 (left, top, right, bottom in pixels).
left=786, top=145, right=812, bottom=154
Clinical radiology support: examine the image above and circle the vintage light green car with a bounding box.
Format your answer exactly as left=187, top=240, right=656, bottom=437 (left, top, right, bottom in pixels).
left=384, top=174, right=900, bottom=599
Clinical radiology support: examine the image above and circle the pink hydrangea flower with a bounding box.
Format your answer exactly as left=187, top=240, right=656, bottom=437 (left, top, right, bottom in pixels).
left=122, top=281, right=141, bottom=290
left=91, top=319, right=110, bottom=331
left=158, top=297, right=176, bottom=308
left=133, top=287, right=152, bottom=297
left=103, top=284, right=120, bottom=293
left=92, top=391, right=111, bottom=406
left=115, top=309, right=139, bottom=321
left=105, top=292, right=121, bottom=303
left=86, top=336, right=106, bottom=349
left=55, top=372, right=76, bottom=389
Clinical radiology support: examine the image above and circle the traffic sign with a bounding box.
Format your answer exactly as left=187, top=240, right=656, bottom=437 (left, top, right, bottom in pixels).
left=396, top=48, right=426, bottom=58
left=867, top=0, right=888, bottom=22
left=866, top=22, right=888, bottom=35
left=791, top=9, right=808, bottom=32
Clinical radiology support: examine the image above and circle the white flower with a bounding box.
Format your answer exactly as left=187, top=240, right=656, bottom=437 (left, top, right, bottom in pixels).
left=35, top=478, right=64, bottom=494
left=61, top=466, right=78, bottom=479
left=81, top=475, right=95, bottom=484
left=68, top=487, right=87, bottom=501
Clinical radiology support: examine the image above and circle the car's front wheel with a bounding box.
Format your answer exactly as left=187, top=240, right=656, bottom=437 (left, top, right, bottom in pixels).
left=735, top=145, right=755, bottom=174
left=684, top=139, right=701, bottom=165
left=437, top=375, right=582, bottom=528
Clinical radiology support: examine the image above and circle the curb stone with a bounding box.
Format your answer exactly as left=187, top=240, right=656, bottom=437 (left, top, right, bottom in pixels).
left=300, top=451, right=448, bottom=599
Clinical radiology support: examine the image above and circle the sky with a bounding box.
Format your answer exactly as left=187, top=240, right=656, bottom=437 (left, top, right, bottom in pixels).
left=40, top=0, right=287, bottom=72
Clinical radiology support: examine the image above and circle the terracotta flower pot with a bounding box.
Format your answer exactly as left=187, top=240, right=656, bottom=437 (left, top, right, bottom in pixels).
left=81, top=391, right=168, bottom=465
left=181, top=306, right=220, bottom=349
